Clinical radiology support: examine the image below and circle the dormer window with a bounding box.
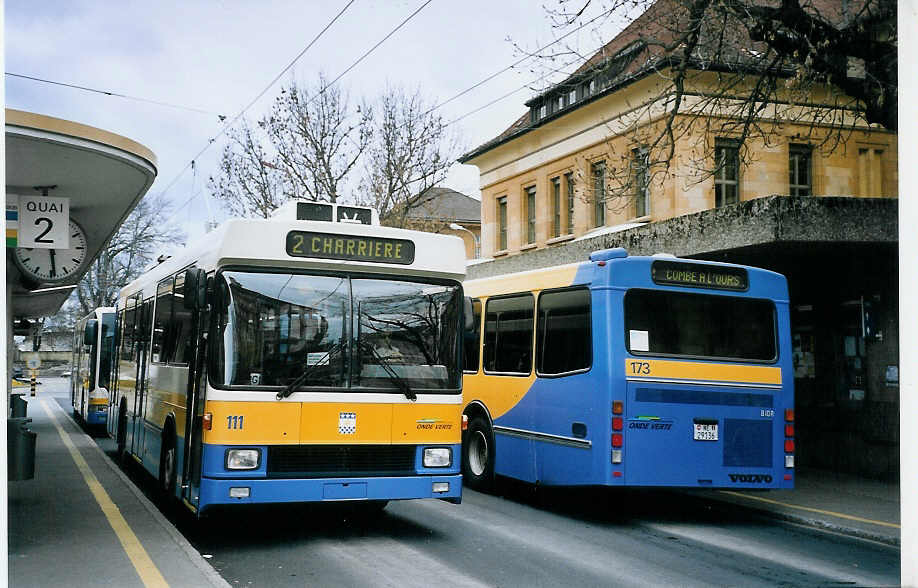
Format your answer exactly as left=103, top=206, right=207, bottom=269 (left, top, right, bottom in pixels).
left=569, top=89, right=577, bottom=104
left=539, top=104, right=547, bottom=119
left=558, top=95, right=565, bottom=111
left=589, top=79, right=597, bottom=95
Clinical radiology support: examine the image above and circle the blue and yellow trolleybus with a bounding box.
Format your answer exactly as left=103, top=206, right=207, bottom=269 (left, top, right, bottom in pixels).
left=106, top=202, right=466, bottom=515
left=461, top=248, right=794, bottom=490
left=71, top=307, right=117, bottom=428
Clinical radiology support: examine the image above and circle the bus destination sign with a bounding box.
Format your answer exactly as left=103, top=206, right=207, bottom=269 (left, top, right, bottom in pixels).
left=286, top=230, right=415, bottom=265
left=651, top=260, right=748, bottom=291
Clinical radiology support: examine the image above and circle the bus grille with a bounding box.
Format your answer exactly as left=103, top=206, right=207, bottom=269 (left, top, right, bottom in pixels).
left=723, top=419, right=773, bottom=467
left=266, top=445, right=416, bottom=478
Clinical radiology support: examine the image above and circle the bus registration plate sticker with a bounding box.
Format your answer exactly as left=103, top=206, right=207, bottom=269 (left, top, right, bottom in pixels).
left=693, top=423, right=718, bottom=441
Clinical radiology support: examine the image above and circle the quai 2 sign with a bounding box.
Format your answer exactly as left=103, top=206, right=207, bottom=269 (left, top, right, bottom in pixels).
left=17, top=195, right=71, bottom=249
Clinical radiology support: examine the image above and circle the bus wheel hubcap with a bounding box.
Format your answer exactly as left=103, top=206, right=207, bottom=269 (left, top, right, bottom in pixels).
left=469, top=430, right=488, bottom=477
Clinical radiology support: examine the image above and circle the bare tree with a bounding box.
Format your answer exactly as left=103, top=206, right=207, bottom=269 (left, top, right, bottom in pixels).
left=74, top=195, right=185, bottom=315
left=210, top=119, right=287, bottom=219
left=358, top=86, right=460, bottom=228
left=210, top=74, right=372, bottom=217
left=516, top=0, right=896, bottom=210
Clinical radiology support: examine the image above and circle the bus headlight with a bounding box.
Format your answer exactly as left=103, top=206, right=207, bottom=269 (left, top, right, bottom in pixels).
left=423, top=447, right=451, bottom=467
left=226, top=449, right=260, bottom=470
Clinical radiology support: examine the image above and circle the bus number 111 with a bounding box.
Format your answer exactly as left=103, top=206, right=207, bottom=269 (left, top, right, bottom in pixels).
left=227, top=415, right=245, bottom=430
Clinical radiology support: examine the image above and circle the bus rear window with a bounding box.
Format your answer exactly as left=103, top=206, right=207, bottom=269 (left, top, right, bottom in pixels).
left=624, top=289, right=776, bottom=361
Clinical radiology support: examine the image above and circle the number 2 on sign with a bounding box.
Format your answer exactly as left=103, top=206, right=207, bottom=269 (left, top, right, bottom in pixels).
left=227, top=415, right=244, bottom=430
left=630, top=361, right=651, bottom=375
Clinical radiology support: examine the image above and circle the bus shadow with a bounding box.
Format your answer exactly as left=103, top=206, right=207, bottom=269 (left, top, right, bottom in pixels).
left=180, top=502, right=442, bottom=551
left=488, top=475, right=763, bottom=529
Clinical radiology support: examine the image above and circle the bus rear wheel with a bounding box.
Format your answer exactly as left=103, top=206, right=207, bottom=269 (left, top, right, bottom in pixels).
left=462, top=415, right=495, bottom=490
left=159, top=431, right=177, bottom=501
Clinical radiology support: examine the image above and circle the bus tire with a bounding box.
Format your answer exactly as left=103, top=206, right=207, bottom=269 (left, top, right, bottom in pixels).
left=159, top=427, right=177, bottom=502
left=463, top=415, right=495, bottom=490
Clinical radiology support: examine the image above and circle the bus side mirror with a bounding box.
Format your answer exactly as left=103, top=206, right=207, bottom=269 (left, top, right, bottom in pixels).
left=463, top=297, right=475, bottom=332
left=183, top=268, right=208, bottom=310
left=83, top=319, right=98, bottom=346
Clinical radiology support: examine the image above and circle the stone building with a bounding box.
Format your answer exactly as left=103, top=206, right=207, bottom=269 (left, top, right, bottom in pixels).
left=459, top=1, right=898, bottom=479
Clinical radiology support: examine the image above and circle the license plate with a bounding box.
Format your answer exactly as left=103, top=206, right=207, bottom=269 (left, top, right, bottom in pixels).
left=693, top=423, right=718, bottom=441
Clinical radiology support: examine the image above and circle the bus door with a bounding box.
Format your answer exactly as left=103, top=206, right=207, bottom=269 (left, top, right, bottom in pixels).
left=180, top=270, right=209, bottom=510
left=131, top=300, right=153, bottom=459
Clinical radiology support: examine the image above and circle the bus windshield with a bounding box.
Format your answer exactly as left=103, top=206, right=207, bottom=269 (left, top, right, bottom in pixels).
left=214, top=270, right=462, bottom=391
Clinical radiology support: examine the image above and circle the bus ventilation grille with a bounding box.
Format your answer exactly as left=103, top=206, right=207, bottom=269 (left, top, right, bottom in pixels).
left=266, top=445, right=416, bottom=478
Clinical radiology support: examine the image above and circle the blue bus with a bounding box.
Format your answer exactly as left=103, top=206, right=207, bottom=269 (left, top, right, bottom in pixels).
left=461, top=248, right=794, bottom=490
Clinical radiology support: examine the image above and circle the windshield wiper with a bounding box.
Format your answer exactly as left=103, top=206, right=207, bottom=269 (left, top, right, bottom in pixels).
left=276, top=342, right=343, bottom=400
left=359, top=341, right=416, bottom=401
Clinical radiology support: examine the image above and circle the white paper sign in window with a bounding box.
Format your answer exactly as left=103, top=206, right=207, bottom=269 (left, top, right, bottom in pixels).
left=630, top=330, right=649, bottom=352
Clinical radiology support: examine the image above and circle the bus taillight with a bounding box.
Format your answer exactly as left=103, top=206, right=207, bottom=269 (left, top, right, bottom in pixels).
left=203, top=412, right=213, bottom=431
left=612, top=401, right=623, bottom=415
left=461, top=414, right=468, bottom=431
left=612, top=417, right=623, bottom=431
left=784, top=409, right=794, bottom=469
left=612, top=433, right=623, bottom=448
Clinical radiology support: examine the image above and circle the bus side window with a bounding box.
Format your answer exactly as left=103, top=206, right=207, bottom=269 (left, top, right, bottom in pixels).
left=537, top=288, right=591, bottom=376
left=484, top=294, right=534, bottom=375
left=462, top=299, right=482, bottom=372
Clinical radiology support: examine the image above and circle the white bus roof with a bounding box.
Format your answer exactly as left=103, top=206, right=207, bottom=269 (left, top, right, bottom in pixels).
left=119, top=218, right=467, bottom=300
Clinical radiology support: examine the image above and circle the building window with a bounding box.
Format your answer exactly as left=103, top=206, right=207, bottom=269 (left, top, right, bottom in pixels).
left=569, top=89, right=577, bottom=105
left=524, top=185, right=537, bottom=244
left=539, top=104, right=547, bottom=119
left=714, top=140, right=740, bottom=207
left=497, top=196, right=508, bottom=251
left=589, top=79, right=597, bottom=95
left=550, top=177, right=562, bottom=238
left=565, top=172, right=575, bottom=234
left=858, top=147, right=884, bottom=196
left=558, top=96, right=565, bottom=111
left=633, top=147, right=650, bottom=217
left=591, top=161, right=606, bottom=227
left=789, top=145, right=812, bottom=196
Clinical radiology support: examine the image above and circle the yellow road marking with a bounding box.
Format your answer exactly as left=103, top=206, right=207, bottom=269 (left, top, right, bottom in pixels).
left=718, top=490, right=900, bottom=529
left=41, top=399, right=169, bottom=587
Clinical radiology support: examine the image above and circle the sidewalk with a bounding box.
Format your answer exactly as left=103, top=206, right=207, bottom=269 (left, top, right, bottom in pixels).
left=691, top=468, right=901, bottom=547
left=7, top=378, right=228, bottom=588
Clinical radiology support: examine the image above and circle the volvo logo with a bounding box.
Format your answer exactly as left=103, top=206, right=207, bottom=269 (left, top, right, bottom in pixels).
left=728, top=473, right=773, bottom=483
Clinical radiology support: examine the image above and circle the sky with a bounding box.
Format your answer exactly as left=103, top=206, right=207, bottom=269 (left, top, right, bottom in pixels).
left=4, top=0, right=628, bottom=246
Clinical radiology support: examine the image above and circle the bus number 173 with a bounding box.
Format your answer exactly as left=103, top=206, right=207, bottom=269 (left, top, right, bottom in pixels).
left=630, top=361, right=651, bottom=375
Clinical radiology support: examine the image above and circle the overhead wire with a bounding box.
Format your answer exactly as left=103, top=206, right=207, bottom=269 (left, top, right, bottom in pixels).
left=163, top=0, right=437, bottom=226
left=160, top=0, right=358, bottom=226
left=4, top=72, right=226, bottom=117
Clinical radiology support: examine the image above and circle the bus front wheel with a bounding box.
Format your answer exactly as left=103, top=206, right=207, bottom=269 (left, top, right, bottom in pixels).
left=116, top=404, right=127, bottom=462
left=462, top=415, right=495, bottom=490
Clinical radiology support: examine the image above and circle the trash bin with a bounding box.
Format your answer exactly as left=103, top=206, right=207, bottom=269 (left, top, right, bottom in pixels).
left=10, top=393, right=27, bottom=418
left=8, top=417, right=36, bottom=480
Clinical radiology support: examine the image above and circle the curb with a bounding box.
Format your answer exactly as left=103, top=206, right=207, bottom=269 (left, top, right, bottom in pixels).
left=52, top=394, right=231, bottom=588
left=699, top=492, right=901, bottom=548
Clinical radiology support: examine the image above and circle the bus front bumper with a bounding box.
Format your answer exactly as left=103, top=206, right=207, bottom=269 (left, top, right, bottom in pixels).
left=198, top=474, right=462, bottom=507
